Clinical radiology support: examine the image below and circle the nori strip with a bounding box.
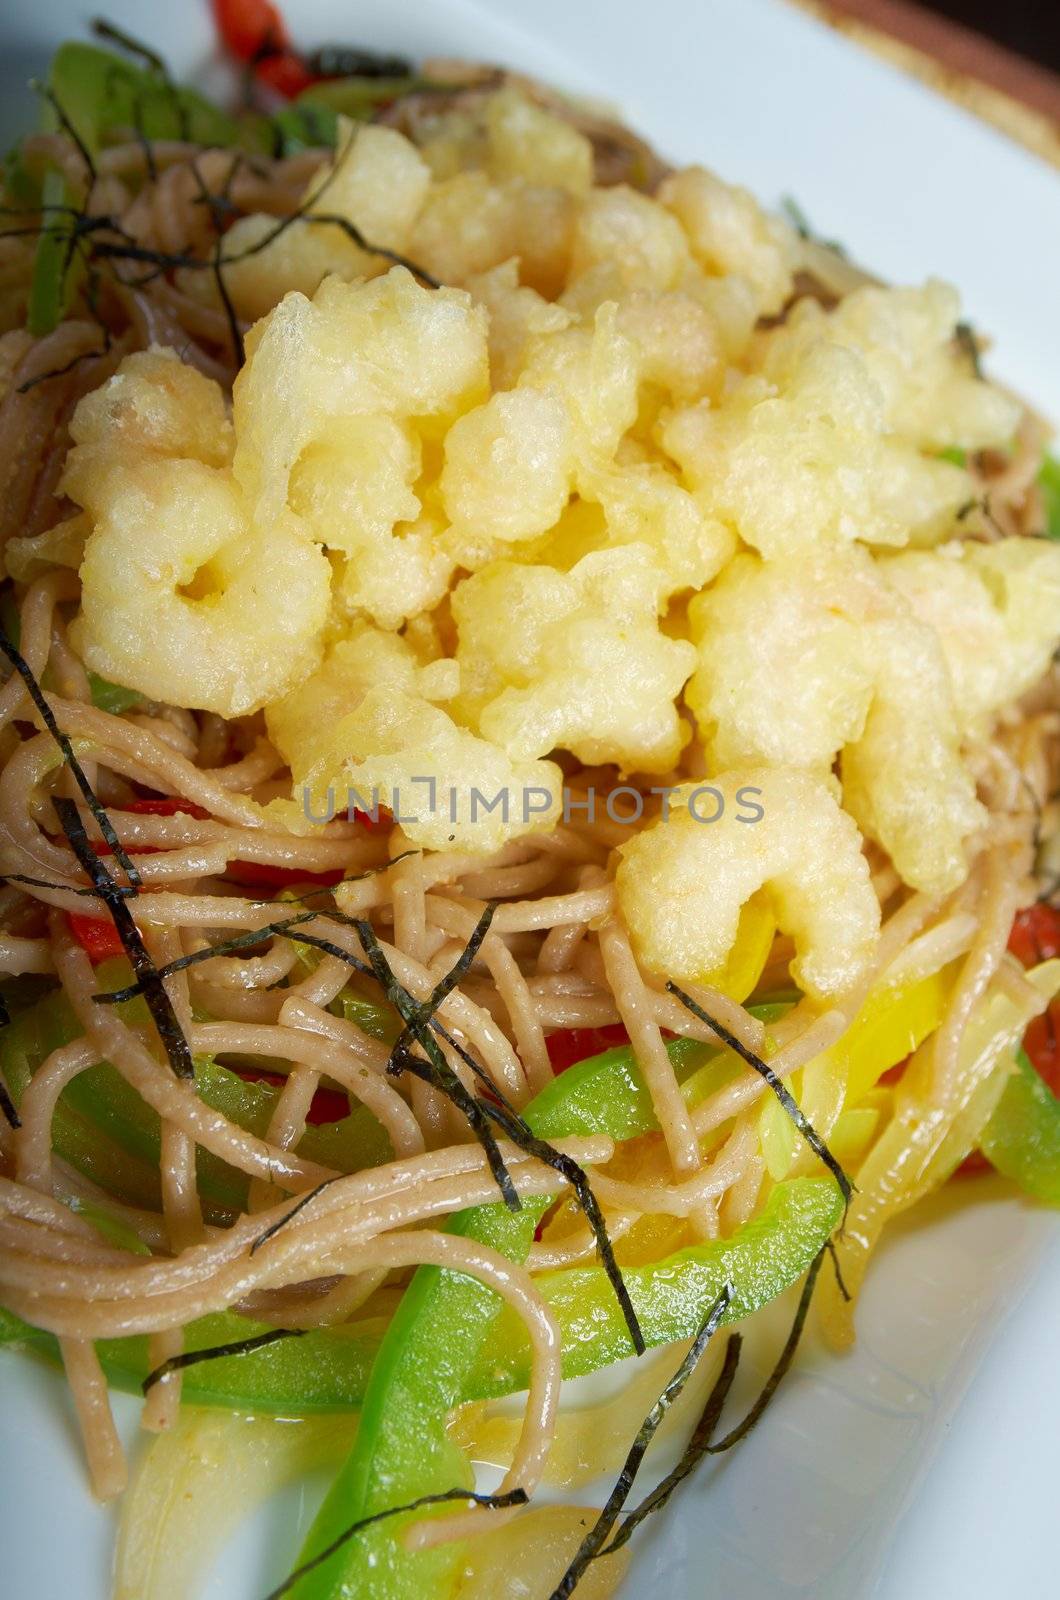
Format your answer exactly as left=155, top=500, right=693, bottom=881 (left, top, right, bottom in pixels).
left=142, top=1326, right=307, bottom=1392
left=666, top=982, right=853, bottom=1209
left=955, top=320, right=983, bottom=380
left=242, top=848, right=420, bottom=904
left=261, top=1487, right=528, bottom=1600
left=547, top=1286, right=732, bottom=1600
left=823, top=1237, right=851, bottom=1302
left=372, top=907, right=644, bottom=1352
left=706, top=1245, right=825, bottom=1454
left=89, top=15, right=191, bottom=140
left=305, top=46, right=414, bottom=79
left=388, top=901, right=496, bottom=1061
left=30, top=79, right=98, bottom=184
left=248, top=1175, right=342, bottom=1257
left=0, top=988, right=19, bottom=1129
left=187, top=151, right=246, bottom=365
left=598, top=1331, right=743, bottom=1556
left=91, top=909, right=326, bottom=1004
left=1, top=870, right=134, bottom=901
left=92, top=898, right=398, bottom=1006
left=355, top=918, right=521, bottom=1213
left=52, top=796, right=194, bottom=1080
left=0, top=629, right=141, bottom=886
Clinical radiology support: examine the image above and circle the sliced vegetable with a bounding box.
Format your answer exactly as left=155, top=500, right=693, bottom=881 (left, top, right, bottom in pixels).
left=758, top=964, right=954, bottom=1179
left=270, top=100, right=340, bottom=154
left=212, top=0, right=315, bottom=97
left=86, top=672, right=146, bottom=714
left=1023, top=1005, right=1060, bottom=1097
left=27, top=40, right=248, bottom=334
left=26, top=168, right=74, bottom=337
left=466, top=1178, right=839, bottom=1396
left=0, top=1304, right=376, bottom=1413
left=66, top=909, right=124, bottom=963
left=981, top=1048, right=1060, bottom=1204
left=0, top=986, right=394, bottom=1216
left=822, top=958, right=1060, bottom=1348
left=545, top=1024, right=630, bottom=1076
left=283, top=1009, right=836, bottom=1600
left=294, top=75, right=432, bottom=119
left=1039, top=454, right=1060, bottom=540
left=48, top=41, right=243, bottom=148
left=973, top=903, right=1060, bottom=1197
left=114, top=1408, right=359, bottom=1600
left=1009, top=902, right=1060, bottom=967
left=223, top=860, right=346, bottom=890
left=529, top=1001, right=789, bottom=1147
left=213, top=0, right=293, bottom=63
left=697, top=890, right=776, bottom=1002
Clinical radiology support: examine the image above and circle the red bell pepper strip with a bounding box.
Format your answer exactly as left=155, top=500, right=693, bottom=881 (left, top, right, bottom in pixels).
left=123, top=797, right=210, bottom=820
left=64, top=796, right=207, bottom=959
left=958, top=905, right=1060, bottom=1177
left=545, top=1023, right=630, bottom=1075
left=1009, top=903, right=1060, bottom=967
left=213, top=0, right=290, bottom=60
left=232, top=1067, right=350, bottom=1126
left=222, top=860, right=346, bottom=890
left=65, top=912, right=125, bottom=964
left=212, top=0, right=316, bottom=98
left=1007, top=902, right=1060, bottom=1094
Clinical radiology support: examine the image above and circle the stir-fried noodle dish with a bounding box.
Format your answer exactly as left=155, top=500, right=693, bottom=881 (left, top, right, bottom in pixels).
left=2, top=12, right=1060, bottom=1599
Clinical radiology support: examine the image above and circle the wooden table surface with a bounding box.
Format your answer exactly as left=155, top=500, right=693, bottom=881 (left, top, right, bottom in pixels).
left=793, top=0, right=1060, bottom=165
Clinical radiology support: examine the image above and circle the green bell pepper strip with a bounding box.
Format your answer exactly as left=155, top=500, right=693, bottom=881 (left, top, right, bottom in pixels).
left=980, top=1047, right=1060, bottom=1203
left=528, top=1000, right=791, bottom=1143
left=0, top=1008, right=825, bottom=1442
left=0, top=983, right=395, bottom=1216
left=1040, top=455, right=1060, bottom=541
left=271, top=74, right=467, bottom=156
left=285, top=1011, right=835, bottom=1600
left=26, top=41, right=253, bottom=336
left=45, top=41, right=244, bottom=153
left=294, top=76, right=433, bottom=122
left=86, top=672, right=145, bottom=715
left=0, top=1304, right=377, bottom=1413
left=27, top=168, right=75, bottom=338
left=271, top=100, right=341, bottom=157
left=466, top=1177, right=840, bottom=1396
left=0, top=1184, right=836, bottom=1428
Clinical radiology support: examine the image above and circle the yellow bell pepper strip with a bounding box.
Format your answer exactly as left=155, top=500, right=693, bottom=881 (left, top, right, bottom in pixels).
left=821, top=958, right=1060, bottom=1350
left=980, top=1049, right=1060, bottom=1204
left=280, top=999, right=839, bottom=1600
left=759, top=964, right=955, bottom=1180
left=669, top=982, right=853, bottom=1207
left=697, top=891, right=775, bottom=1004
left=0, top=1305, right=376, bottom=1413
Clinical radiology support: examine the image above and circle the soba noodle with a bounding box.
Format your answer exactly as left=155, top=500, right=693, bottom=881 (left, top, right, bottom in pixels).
left=0, top=33, right=1056, bottom=1600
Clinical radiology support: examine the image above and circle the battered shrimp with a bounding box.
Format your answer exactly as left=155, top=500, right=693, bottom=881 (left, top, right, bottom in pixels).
left=615, top=767, right=881, bottom=1002
left=453, top=543, right=697, bottom=775
left=65, top=348, right=331, bottom=716
left=686, top=548, right=984, bottom=894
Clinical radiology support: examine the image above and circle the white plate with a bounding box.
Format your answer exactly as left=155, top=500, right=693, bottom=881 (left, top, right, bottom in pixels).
left=2, top=2, right=1059, bottom=1596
